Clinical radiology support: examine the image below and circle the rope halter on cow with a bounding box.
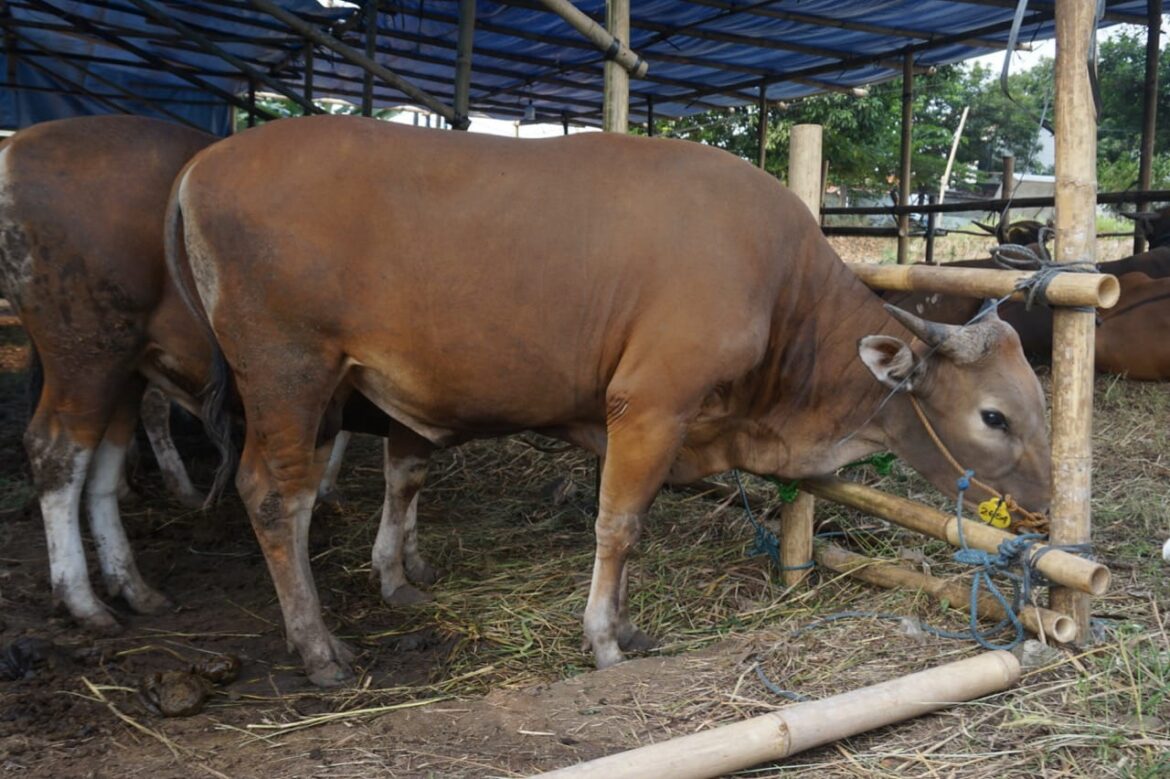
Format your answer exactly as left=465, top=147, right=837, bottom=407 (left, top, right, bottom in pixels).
left=907, top=394, right=1048, bottom=532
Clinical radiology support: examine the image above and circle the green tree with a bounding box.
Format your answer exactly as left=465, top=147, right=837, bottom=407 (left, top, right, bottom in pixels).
left=234, top=94, right=400, bottom=133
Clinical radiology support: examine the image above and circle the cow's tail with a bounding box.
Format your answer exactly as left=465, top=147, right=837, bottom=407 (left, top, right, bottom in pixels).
left=26, top=341, right=42, bottom=421
left=164, top=162, right=237, bottom=508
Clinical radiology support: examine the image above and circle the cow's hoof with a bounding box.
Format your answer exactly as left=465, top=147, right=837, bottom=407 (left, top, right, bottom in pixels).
left=307, top=660, right=354, bottom=688
left=124, top=585, right=173, bottom=615
left=618, top=627, right=658, bottom=653
left=79, top=610, right=123, bottom=637
left=407, top=561, right=442, bottom=586
left=316, top=489, right=342, bottom=510
left=383, top=583, right=434, bottom=606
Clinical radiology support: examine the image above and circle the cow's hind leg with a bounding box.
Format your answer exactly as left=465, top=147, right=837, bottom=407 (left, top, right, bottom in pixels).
left=87, top=386, right=172, bottom=614
left=234, top=363, right=353, bottom=687
left=583, top=402, right=684, bottom=669
left=25, top=374, right=127, bottom=633
left=140, top=383, right=204, bottom=509
left=372, top=430, right=437, bottom=605
left=316, top=430, right=351, bottom=507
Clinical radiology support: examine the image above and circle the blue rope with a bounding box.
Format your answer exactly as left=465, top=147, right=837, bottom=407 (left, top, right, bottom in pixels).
left=734, top=470, right=813, bottom=572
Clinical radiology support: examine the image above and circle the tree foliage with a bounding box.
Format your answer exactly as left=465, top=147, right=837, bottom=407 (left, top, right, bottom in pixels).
left=643, top=30, right=1168, bottom=198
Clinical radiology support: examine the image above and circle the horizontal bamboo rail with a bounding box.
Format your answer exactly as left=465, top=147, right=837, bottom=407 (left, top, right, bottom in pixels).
left=821, top=188, right=1170, bottom=217
left=815, top=542, right=1077, bottom=643
left=536, top=0, right=648, bottom=77
left=802, top=477, right=1110, bottom=597
left=532, top=652, right=1021, bottom=779
left=851, top=264, right=1119, bottom=309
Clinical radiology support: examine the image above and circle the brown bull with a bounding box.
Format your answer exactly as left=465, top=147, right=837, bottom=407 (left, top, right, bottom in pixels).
left=0, top=116, right=435, bottom=635
left=169, top=115, right=1052, bottom=686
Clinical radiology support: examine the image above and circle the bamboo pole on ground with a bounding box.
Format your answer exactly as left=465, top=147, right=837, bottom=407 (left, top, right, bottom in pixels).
left=803, top=477, right=1110, bottom=596
left=531, top=651, right=1021, bottom=779
left=602, top=0, right=630, bottom=133
left=781, top=124, right=823, bottom=586
left=850, top=263, right=1119, bottom=308
left=1048, top=0, right=1098, bottom=643
left=814, top=542, right=1077, bottom=643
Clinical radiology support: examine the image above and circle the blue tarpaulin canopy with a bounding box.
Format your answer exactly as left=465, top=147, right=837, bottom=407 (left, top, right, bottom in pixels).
left=0, top=1, right=1156, bottom=135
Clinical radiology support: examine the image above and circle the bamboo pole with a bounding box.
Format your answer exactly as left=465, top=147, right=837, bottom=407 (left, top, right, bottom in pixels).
left=603, top=0, right=630, bottom=133
left=850, top=263, right=1118, bottom=309
left=756, top=81, right=768, bottom=169
left=781, top=124, right=823, bottom=586
left=938, top=105, right=969, bottom=204
left=1002, top=155, right=1016, bottom=201
left=803, top=477, right=1110, bottom=597
left=246, top=0, right=466, bottom=128
left=532, top=651, right=1021, bottom=779
left=897, top=52, right=914, bottom=265
left=815, top=542, right=1077, bottom=643
left=454, top=0, right=476, bottom=128
left=536, top=0, right=648, bottom=77
left=1048, top=0, right=1098, bottom=642
left=1135, top=0, right=1162, bottom=254
left=303, top=42, right=314, bottom=103
left=361, top=0, right=376, bottom=117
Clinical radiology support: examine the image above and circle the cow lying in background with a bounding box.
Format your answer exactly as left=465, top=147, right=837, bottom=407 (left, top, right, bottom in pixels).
left=0, top=116, right=436, bottom=635
left=169, top=116, right=1053, bottom=686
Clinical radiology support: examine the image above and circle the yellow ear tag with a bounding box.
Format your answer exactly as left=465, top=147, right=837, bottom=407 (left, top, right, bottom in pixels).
left=978, top=499, right=1012, bottom=529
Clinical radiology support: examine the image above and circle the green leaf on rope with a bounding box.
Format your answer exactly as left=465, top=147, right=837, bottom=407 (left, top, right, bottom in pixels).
left=766, top=477, right=801, bottom=504
left=845, top=452, right=897, bottom=475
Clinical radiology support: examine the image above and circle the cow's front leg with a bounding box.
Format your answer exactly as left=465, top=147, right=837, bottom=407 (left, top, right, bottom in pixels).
left=583, top=405, right=682, bottom=669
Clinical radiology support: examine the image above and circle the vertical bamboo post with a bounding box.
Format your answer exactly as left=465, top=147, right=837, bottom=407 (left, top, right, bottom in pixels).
left=781, top=124, right=823, bottom=586
left=1135, top=0, right=1162, bottom=254
left=361, top=0, right=376, bottom=117
left=603, top=0, right=629, bottom=133
left=1002, top=154, right=1015, bottom=203
left=647, top=95, right=655, bottom=136
left=246, top=77, right=256, bottom=128
left=1049, top=0, right=1098, bottom=642
left=454, top=0, right=476, bottom=129
left=303, top=41, right=313, bottom=103
left=896, top=52, right=914, bottom=264
left=757, top=80, right=768, bottom=169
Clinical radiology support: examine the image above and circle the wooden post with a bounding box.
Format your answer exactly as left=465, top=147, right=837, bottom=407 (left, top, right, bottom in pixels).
left=1135, top=0, right=1162, bottom=254
left=362, top=0, right=376, bottom=117
left=756, top=81, right=768, bottom=169
left=1048, top=0, right=1098, bottom=643
left=603, top=0, right=630, bottom=133
left=924, top=193, right=937, bottom=264
left=781, top=124, right=823, bottom=586
left=897, top=52, right=914, bottom=265
left=646, top=96, right=655, bottom=136
left=454, top=0, right=476, bottom=129
left=1002, top=155, right=1016, bottom=200
left=246, top=77, right=256, bottom=128
left=303, top=41, right=314, bottom=103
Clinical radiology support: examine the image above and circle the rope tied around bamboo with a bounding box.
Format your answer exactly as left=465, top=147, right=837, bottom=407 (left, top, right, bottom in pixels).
left=990, top=227, right=1099, bottom=313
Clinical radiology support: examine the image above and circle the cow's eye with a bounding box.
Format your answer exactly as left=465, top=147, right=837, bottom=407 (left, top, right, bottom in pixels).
left=981, top=409, right=1009, bottom=431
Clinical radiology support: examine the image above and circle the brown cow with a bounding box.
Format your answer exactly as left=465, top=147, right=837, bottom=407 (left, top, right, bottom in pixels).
left=0, top=116, right=434, bottom=635
left=168, top=115, right=1052, bottom=686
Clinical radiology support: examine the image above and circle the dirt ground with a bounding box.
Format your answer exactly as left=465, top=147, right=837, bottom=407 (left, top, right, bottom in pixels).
left=2, top=235, right=1169, bottom=778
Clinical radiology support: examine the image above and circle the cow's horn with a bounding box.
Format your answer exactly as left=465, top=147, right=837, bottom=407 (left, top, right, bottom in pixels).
left=1120, top=210, right=1158, bottom=221
left=883, top=304, right=997, bottom=364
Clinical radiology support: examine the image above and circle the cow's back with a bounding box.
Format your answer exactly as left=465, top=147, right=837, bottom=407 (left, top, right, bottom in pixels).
left=178, top=116, right=829, bottom=431
left=0, top=116, right=214, bottom=318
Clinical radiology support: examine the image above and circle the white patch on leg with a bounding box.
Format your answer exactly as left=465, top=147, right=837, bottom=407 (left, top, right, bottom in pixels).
left=41, top=448, right=111, bottom=626
left=372, top=450, right=430, bottom=603
left=86, top=438, right=170, bottom=613
left=1162, top=538, right=1170, bottom=562
left=317, top=431, right=351, bottom=501
left=141, top=385, right=202, bottom=507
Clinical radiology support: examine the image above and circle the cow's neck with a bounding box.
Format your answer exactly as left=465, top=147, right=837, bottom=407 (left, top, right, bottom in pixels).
left=681, top=246, right=911, bottom=481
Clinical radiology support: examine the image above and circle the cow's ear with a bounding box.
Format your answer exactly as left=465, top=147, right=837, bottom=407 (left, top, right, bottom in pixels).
left=859, top=335, right=923, bottom=392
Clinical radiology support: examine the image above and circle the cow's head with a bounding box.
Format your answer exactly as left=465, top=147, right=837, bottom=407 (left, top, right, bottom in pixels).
left=859, top=305, right=1051, bottom=515
left=1121, top=206, right=1170, bottom=250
